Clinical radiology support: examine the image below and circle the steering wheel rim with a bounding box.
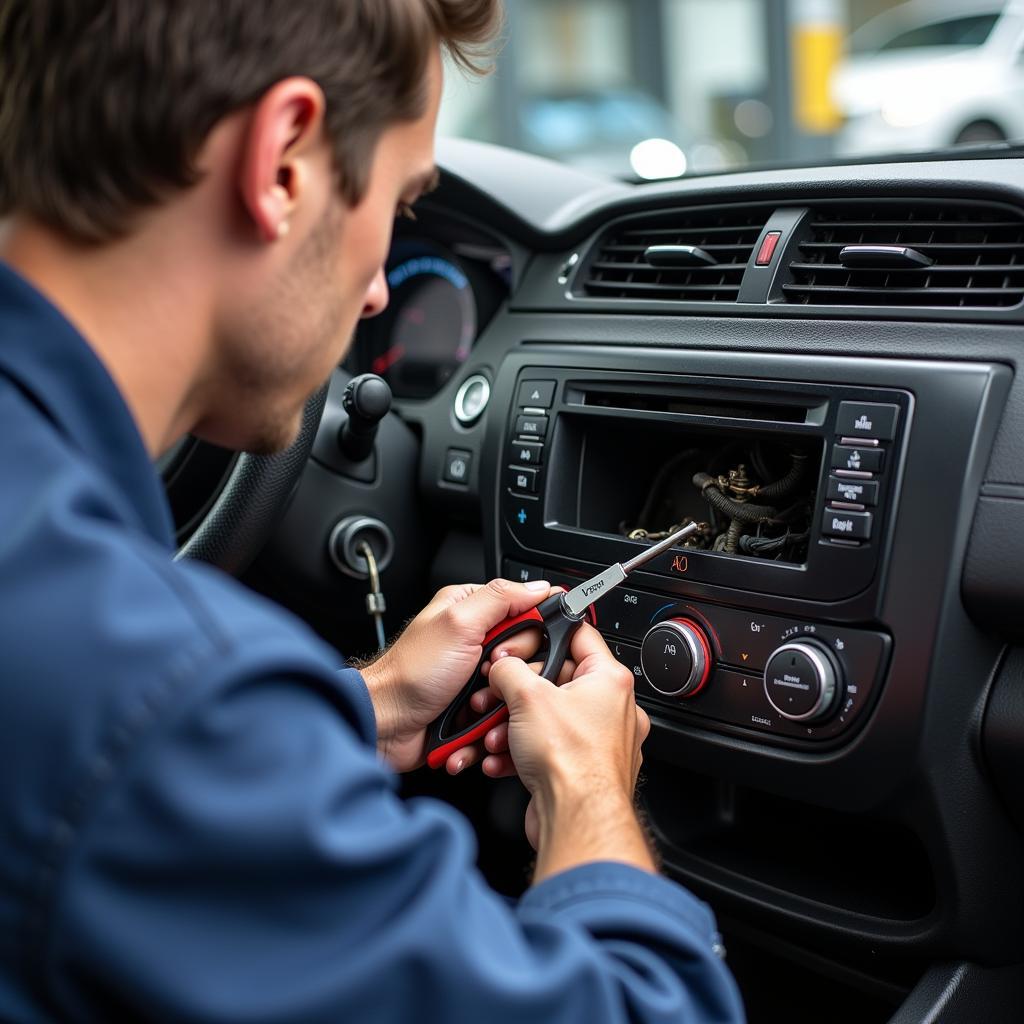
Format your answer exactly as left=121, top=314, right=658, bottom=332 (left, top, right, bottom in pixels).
left=174, top=384, right=328, bottom=574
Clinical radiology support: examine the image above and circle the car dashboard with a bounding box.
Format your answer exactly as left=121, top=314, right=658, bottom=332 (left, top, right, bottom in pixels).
left=254, top=139, right=1024, bottom=1022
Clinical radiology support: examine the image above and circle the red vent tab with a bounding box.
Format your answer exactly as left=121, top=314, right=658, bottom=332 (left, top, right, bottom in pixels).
left=756, top=231, right=782, bottom=266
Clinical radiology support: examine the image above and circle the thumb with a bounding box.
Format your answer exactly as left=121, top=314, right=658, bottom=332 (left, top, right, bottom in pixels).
left=451, top=578, right=554, bottom=636
left=487, top=654, right=549, bottom=711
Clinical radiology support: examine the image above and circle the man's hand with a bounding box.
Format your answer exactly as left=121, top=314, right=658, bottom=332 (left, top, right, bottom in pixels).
left=486, top=624, right=656, bottom=881
left=360, top=578, right=568, bottom=773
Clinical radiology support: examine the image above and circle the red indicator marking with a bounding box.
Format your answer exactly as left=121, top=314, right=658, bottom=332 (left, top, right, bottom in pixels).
left=755, top=231, right=782, bottom=266
left=371, top=343, right=405, bottom=376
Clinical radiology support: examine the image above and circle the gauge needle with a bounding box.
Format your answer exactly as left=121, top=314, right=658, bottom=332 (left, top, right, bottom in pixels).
left=371, top=343, right=405, bottom=376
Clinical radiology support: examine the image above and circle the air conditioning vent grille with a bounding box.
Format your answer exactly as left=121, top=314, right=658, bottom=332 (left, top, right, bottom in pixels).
left=783, top=201, right=1024, bottom=309
left=580, top=205, right=772, bottom=303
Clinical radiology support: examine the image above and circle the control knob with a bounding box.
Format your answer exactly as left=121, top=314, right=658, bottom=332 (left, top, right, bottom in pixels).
left=640, top=618, right=712, bottom=698
left=763, top=640, right=843, bottom=722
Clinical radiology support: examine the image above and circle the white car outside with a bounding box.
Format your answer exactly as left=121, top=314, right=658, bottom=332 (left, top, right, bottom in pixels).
left=833, top=0, right=1024, bottom=157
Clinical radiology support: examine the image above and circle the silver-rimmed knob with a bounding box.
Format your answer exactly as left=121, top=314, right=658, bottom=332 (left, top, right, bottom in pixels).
left=640, top=618, right=712, bottom=698
left=763, top=640, right=841, bottom=722
left=454, top=374, right=491, bottom=426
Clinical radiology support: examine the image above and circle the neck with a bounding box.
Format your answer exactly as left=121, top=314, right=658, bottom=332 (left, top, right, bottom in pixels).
left=0, top=215, right=213, bottom=456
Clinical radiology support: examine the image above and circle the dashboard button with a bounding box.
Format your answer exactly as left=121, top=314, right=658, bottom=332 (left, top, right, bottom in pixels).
left=836, top=401, right=898, bottom=441
left=696, top=604, right=779, bottom=670
left=826, top=475, right=879, bottom=506
left=517, top=380, right=556, bottom=409
left=510, top=440, right=544, bottom=466
left=823, top=508, right=872, bottom=540
left=515, top=414, right=548, bottom=439
left=595, top=586, right=666, bottom=640
left=442, top=448, right=472, bottom=484
left=508, top=467, right=538, bottom=493
left=831, top=445, right=884, bottom=473
left=453, top=375, right=491, bottom=425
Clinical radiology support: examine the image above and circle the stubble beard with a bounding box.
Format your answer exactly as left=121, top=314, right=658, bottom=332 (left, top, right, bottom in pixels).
left=226, top=205, right=349, bottom=456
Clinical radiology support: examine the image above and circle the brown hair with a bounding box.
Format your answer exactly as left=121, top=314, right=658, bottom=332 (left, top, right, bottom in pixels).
left=0, top=0, right=501, bottom=242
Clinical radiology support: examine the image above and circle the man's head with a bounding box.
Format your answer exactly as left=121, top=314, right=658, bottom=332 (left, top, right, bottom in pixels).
left=0, top=0, right=500, bottom=453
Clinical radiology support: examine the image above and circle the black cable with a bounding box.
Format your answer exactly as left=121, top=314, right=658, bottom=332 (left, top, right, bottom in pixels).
left=755, top=452, right=808, bottom=502
left=693, top=472, right=778, bottom=523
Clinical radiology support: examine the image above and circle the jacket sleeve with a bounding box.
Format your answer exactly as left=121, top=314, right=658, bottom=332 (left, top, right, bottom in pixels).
left=44, top=658, right=745, bottom=1024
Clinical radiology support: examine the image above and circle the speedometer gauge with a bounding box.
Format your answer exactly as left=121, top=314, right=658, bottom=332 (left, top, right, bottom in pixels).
left=364, top=244, right=477, bottom=399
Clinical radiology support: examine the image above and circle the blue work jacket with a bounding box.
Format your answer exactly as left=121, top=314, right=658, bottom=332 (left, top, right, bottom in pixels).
left=0, top=262, right=744, bottom=1023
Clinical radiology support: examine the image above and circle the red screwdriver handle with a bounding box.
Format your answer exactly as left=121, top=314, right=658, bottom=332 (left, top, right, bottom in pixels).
left=425, top=593, right=597, bottom=770
left=425, top=606, right=546, bottom=769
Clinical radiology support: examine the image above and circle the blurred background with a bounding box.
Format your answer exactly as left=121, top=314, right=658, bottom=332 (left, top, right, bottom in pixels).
left=438, top=0, right=1024, bottom=179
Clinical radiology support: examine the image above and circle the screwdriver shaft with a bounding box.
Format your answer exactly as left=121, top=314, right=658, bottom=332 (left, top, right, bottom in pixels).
left=621, top=521, right=699, bottom=574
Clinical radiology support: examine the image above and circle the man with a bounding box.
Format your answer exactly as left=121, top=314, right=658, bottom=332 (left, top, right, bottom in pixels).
left=0, top=1, right=744, bottom=1021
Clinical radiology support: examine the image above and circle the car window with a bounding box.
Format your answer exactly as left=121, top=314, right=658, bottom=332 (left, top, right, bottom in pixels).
left=438, top=0, right=1024, bottom=181
left=878, top=14, right=1000, bottom=50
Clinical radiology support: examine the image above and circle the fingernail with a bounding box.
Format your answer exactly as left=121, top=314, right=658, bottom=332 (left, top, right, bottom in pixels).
left=525, top=579, right=549, bottom=591
left=455, top=758, right=465, bottom=773
left=494, top=649, right=510, bottom=659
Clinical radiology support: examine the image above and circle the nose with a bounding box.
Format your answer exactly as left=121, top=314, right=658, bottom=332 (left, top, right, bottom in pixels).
left=361, top=268, right=389, bottom=318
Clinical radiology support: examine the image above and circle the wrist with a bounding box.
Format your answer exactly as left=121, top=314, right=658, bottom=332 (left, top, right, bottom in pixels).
left=532, top=772, right=655, bottom=881
left=359, top=651, right=403, bottom=742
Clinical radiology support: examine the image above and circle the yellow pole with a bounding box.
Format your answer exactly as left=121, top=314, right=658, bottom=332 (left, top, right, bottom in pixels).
left=791, top=0, right=845, bottom=134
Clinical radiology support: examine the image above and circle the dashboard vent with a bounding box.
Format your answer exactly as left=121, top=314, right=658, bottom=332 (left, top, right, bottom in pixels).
left=784, top=200, right=1024, bottom=308
left=580, top=205, right=771, bottom=302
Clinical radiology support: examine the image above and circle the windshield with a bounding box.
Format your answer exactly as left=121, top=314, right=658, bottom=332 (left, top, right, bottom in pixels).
left=438, top=0, right=1024, bottom=180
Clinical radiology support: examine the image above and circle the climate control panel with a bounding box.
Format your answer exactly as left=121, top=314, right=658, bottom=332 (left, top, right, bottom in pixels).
left=505, top=558, right=890, bottom=747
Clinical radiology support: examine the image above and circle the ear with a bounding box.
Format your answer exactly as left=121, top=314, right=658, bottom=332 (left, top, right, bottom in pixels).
left=238, top=77, right=327, bottom=244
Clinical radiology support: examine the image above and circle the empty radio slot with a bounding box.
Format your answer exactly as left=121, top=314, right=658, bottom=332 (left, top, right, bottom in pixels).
left=580, top=388, right=813, bottom=423
left=548, top=415, right=822, bottom=565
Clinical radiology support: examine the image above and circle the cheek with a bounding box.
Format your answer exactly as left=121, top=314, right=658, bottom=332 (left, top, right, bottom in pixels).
left=345, top=201, right=395, bottom=293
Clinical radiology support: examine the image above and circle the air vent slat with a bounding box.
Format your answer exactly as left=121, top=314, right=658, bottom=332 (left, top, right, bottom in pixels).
left=802, top=220, right=1020, bottom=230
left=579, top=204, right=772, bottom=303
left=588, top=280, right=745, bottom=296
left=782, top=285, right=1014, bottom=298
left=789, top=262, right=1024, bottom=273
left=590, top=260, right=750, bottom=273
left=619, top=225, right=764, bottom=239
left=799, top=242, right=1024, bottom=253
left=601, top=243, right=754, bottom=254
left=785, top=200, right=1024, bottom=309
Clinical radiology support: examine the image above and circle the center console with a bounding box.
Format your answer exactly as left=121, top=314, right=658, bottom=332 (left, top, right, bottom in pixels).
left=482, top=344, right=1008, bottom=756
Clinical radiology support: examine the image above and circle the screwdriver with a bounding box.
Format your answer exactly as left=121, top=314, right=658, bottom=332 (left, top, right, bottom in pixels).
left=426, top=520, right=700, bottom=768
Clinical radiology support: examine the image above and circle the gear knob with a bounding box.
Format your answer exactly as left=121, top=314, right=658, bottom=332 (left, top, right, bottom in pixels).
left=339, top=373, right=392, bottom=462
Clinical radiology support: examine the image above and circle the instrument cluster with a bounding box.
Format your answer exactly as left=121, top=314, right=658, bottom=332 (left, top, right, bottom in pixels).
left=349, top=222, right=510, bottom=400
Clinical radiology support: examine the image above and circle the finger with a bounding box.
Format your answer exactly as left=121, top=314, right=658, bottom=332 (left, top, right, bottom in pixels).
left=446, top=578, right=555, bottom=639
left=567, top=621, right=617, bottom=672
left=469, top=686, right=501, bottom=714
left=490, top=625, right=544, bottom=664
left=484, top=721, right=509, bottom=752
left=428, top=582, right=483, bottom=611
left=445, top=743, right=483, bottom=775
left=525, top=798, right=540, bottom=851
left=487, top=654, right=555, bottom=710
left=499, top=654, right=576, bottom=687
left=482, top=753, right=517, bottom=778
left=555, top=658, right=576, bottom=687
left=636, top=705, right=651, bottom=743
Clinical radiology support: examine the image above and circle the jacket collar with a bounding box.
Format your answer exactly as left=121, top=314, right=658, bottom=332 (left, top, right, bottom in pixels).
left=0, top=261, right=175, bottom=547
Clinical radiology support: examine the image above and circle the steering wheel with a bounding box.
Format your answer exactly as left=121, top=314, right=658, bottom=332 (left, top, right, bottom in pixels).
left=169, top=385, right=328, bottom=574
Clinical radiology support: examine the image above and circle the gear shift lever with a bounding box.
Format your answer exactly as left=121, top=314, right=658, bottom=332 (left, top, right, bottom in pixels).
left=339, top=373, right=392, bottom=463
